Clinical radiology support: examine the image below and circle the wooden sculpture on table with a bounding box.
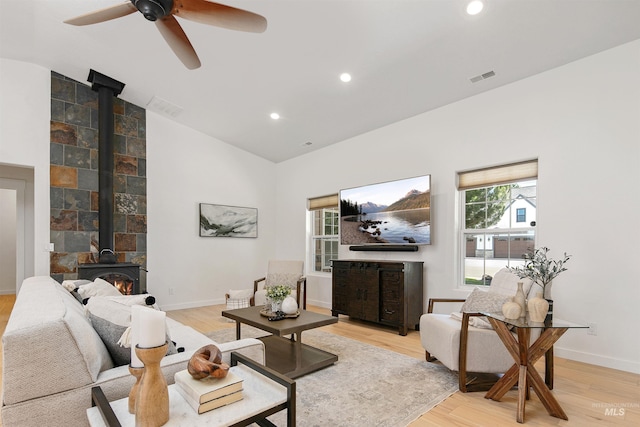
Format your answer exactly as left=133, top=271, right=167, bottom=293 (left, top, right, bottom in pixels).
left=187, top=345, right=230, bottom=379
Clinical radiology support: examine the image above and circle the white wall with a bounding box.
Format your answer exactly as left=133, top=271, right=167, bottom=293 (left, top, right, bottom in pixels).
left=0, top=58, right=49, bottom=279
left=275, top=40, right=640, bottom=373
left=146, top=113, right=278, bottom=310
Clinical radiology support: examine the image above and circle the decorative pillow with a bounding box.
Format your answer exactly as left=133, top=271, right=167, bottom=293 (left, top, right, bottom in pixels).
left=77, top=278, right=122, bottom=299
left=61, top=279, right=92, bottom=292
left=460, top=287, right=511, bottom=314
left=488, top=268, right=534, bottom=298
left=85, top=297, right=177, bottom=366
left=265, top=272, right=300, bottom=288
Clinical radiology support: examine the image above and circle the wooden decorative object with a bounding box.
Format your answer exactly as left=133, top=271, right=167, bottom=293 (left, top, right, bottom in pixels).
left=128, top=365, right=144, bottom=414
left=135, top=342, right=169, bottom=427
left=187, top=344, right=230, bottom=380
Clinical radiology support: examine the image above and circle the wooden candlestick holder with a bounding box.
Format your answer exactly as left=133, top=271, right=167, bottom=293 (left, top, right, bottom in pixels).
left=135, top=342, right=169, bottom=427
left=128, top=365, right=144, bottom=414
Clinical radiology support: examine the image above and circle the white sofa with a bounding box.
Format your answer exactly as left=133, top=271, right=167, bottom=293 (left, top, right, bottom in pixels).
left=1, top=276, right=265, bottom=427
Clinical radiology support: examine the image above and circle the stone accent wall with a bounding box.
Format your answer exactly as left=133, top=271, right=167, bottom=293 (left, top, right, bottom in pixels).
left=50, top=72, right=146, bottom=282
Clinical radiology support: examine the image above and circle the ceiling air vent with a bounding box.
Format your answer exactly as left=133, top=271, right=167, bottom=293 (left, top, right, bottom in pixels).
left=146, top=95, right=184, bottom=118
left=470, top=70, right=496, bottom=83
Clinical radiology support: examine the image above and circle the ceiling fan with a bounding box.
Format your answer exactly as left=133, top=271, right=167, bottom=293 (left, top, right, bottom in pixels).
left=64, top=0, right=267, bottom=69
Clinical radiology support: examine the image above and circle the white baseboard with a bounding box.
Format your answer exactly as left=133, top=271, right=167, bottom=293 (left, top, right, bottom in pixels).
left=552, top=347, right=639, bottom=374
left=160, top=298, right=223, bottom=312
left=0, top=289, right=15, bottom=295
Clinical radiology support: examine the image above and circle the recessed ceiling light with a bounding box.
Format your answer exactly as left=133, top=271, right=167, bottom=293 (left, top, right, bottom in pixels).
left=340, top=73, right=352, bottom=83
left=466, top=0, right=484, bottom=15
left=270, top=112, right=280, bottom=120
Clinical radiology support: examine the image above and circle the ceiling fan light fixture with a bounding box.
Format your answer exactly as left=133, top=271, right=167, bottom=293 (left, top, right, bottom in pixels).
left=466, top=1, right=484, bottom=16
left=340, top=73, right=352, bottom=83
left=270, top=112, right=280, bottom=120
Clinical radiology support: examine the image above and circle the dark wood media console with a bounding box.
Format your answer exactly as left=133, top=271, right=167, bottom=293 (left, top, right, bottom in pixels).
left=331, top=259, right=424, bottom=335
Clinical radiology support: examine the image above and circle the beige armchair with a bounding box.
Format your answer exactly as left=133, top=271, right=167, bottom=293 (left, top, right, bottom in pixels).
left=420, top=268, right=541, bottom=392
left=253, top=260, right=307, bottom=309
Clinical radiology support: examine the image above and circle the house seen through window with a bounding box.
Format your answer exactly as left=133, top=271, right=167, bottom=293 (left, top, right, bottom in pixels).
left=458, top=160, right=538, bottom=286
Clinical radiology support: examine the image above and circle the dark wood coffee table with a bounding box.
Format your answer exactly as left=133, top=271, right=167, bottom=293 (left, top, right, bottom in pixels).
left=222, top=306, right=338, bottom=378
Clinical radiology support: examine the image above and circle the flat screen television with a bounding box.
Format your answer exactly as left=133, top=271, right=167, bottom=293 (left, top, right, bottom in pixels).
left=340, top=174, right=431, bottom=246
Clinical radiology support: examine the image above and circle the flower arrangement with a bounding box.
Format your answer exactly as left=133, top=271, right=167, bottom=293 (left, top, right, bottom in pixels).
left=507, top=247, right=571, bottom=298
left=265, top=284, right=291, bottom=302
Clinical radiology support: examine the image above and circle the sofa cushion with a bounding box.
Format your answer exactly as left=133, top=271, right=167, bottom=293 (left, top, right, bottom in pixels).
left=86, top=297, right=177, bottom=366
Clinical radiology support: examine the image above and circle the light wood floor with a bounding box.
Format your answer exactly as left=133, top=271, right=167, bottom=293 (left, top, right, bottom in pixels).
left=1, top=295, right=638, bottom=426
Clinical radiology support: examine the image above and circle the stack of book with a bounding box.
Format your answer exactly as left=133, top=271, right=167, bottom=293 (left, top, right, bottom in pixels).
left=174, top=369, right=244, bottom=414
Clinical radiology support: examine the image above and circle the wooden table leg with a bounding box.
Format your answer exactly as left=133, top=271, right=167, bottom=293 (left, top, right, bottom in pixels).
left=485, top=318, right=569, bottom=423
left=235, top=321, right=241, bottom=340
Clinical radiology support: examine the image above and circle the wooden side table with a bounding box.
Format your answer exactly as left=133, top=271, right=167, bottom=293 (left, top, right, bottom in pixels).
left=88, top=353, right=296, bottom=427
left=482, top=313, right=587, bottom=423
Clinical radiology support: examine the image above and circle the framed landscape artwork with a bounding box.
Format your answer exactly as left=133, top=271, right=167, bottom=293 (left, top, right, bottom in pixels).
left=199, top=203, right=258, bottom=238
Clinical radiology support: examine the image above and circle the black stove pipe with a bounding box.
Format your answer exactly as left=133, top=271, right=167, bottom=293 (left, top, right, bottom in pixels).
left=87, top=70, right=125, bottom=261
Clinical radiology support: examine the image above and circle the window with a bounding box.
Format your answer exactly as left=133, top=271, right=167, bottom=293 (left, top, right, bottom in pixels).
left=458, top=160, right=537, bottom=286
left=308, top=195, right=339, bottom=273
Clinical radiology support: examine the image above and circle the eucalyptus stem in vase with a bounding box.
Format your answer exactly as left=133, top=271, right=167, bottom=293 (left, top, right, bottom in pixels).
left=507, top=247, right=571, bottom=300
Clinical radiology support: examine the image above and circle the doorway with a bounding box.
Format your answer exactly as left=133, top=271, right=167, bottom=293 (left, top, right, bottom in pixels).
left=0, top=173, right=30, bottom=294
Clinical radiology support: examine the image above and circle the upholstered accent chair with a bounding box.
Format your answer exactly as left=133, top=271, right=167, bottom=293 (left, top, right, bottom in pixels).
left=253, top=260, right=306, bottom=309
left=420, top=268, right=541, bottom=392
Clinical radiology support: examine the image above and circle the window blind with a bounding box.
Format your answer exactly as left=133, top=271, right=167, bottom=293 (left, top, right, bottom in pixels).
left=457, top=159, right=538, bottom=190
left=307, top=194, right=339, bottom=210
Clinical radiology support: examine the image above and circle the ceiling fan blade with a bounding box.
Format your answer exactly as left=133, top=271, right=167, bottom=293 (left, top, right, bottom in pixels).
left=156, top=15, right=201, bottom=69
left=174, top=0, right=267, bottom=33
left=64, top=1, right=137, bottom=26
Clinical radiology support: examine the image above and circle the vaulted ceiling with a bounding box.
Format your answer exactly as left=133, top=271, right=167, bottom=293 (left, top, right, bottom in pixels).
left=2, top=0, right=639, bottom=162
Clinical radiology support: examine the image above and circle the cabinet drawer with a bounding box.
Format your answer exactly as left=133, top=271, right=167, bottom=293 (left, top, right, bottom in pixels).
left=380, top=301, right=400, bottom=323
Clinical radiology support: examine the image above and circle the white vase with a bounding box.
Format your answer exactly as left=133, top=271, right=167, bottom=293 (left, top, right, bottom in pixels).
left=527, top=292, right=549, bottom=323
left=514, top=282, right=526, bottom=316
left=502, top=298, right=522, bottom=319
left=281, top=296, right=298, bottom=314
left=543, top=280, right=553, bottom=300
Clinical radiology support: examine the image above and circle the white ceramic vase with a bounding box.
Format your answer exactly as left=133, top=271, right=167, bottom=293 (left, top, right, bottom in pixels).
left=502, top=298, right=522, bottom=319
left=281, top=296, right=298, bottom=314
left=514, top=282, right=526, bottom=316
left=527, top=292, right=549, bottom=322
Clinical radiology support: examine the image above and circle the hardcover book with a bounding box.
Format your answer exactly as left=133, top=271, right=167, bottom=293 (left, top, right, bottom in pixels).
left=174, top=369, right=243, bottom=404
left=176, top=386, right=243, bottom=414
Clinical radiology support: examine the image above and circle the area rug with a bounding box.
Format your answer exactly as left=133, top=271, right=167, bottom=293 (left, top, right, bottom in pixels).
left=206, top=326, right=458, bottom=427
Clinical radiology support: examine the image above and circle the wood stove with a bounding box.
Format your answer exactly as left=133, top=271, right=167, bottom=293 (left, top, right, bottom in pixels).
left=77, top=263, right=141, bottom=295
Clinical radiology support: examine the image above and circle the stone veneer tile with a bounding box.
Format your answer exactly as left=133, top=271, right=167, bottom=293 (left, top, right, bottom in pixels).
left=78, top=211, right=99, bottom=231
left=127, top=215, right=147, bottom=233
left=78, top=252, right=97, bottom=265
left=76, top=83, right=98, bottom=108
left=127, top=137, right=146, bottom=158
left=91, top=149, right=98, bottom=170
left=51, top=252, right=77, bottom=274
left=50, top=143, right=64, bottom=165
left=50, top=231, right=65, bottom=252
left=78, top=127, right=98, bottom=149
left=137, top=158, right=146, bottom=177
left=64, top=145, right=92, bottom=169
left=51, top=77, right=75, bottom=102
left=65, top=231, right=92, bottom=252
left=113, top=175, right=127, bottom=193
left=115, top=233, right=136, bottom=252
left=113, top=134, right=127, bottom=154
left=50, top=187, right=64, bottom=209
left=65, top=103, right=92, bottom=127
left=126, top=176, right=146, bottom=195
left=114, top=98, right=125, bottom=116
left=77, top=169, right=98, bottom=191
left=115, top=115, right=138, bottom=137
left=51, top=99, right=65, bottom=122
left=90, top=191, right=99, bottom=211
left=113, top=213, right=127, bottom=233
left=115, top=154, right=137, bottom=175
left=136, top=234, right=147, bottom=252
left=51, top=165, right=78, bottom=188
left=115, top=193, right=137, bottom=214
left=51, top=209, right=78, bottom=231
left=136, top=195, right=147, bottom=214
left=51, top=121, right=77, bottom=145
left=63, top=189, right=91, bottom=211
left=126, top=103, right=145, bottom=120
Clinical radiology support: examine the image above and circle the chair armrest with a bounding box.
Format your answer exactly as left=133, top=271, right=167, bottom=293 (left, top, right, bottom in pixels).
left=427, top=298, right=467, bottom=313
left=253, top=277, right=266, bottom=293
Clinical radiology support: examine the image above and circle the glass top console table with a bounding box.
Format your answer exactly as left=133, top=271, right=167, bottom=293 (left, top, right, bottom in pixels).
left=481, top=312, right=588, bottom=423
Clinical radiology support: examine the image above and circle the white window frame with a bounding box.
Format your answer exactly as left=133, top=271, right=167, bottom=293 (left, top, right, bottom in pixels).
left=456, top=160, right=538, bottom=288
left=307, top=195, right=339, bottom=275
